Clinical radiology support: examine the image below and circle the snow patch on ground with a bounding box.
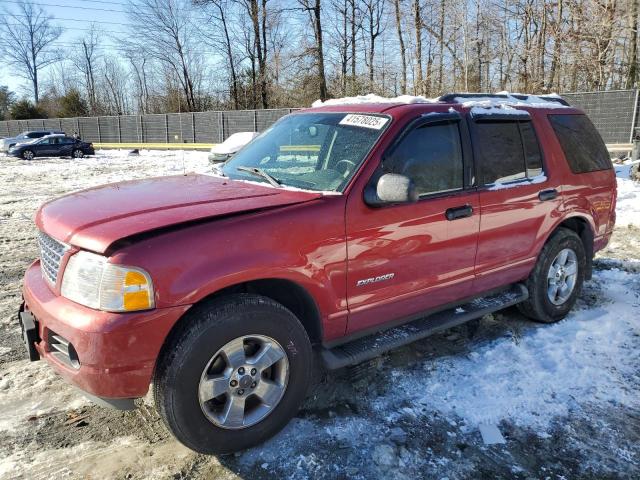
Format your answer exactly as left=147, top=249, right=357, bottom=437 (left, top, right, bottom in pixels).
left=0, top=361, right=89, bottom=432
left=374, top=268, right=639, bottom=432
left=615, top=160, right=640, bottom=227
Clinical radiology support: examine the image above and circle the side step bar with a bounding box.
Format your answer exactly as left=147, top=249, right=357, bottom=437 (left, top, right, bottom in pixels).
left=320, top=284, right=528, bottom=370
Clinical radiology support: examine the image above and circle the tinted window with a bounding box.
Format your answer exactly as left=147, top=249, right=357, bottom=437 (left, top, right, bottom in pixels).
left=384, top=122, right=464, bottom=195
left=39, top=138, right=51, bottom=144
left=548, top=114, right=611, bottom=173
left=473, top=122, right=526, bottom=184
left=61, top=137, right=75, bottom=144
left=27, top=132, right=44, bottom=138
left=520, top=122, right=543, bottom=177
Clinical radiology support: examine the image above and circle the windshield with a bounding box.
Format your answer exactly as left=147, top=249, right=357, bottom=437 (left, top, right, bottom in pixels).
left=221, top=112, right=389, bottom=192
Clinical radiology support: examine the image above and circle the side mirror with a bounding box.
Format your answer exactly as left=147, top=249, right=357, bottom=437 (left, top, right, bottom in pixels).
left=364, top=173, right=419, bottom=206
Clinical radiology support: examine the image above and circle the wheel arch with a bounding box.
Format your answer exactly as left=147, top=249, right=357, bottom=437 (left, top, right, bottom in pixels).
left=546, top=215, right=595, bottom=279
left=162, top=277, right=324, bottom=349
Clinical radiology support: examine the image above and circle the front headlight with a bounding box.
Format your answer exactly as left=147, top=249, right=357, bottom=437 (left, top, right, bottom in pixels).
left=61, top=251, right=155, bottom=312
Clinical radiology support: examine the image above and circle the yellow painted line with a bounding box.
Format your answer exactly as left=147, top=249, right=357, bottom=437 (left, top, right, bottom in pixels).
left=280, top=145, right=320, bottom=152
left=94, top=142, right=322, bottom=152
left=95, top=143, right=214, bottom=150
left=606, top=143, right=632, bottom=152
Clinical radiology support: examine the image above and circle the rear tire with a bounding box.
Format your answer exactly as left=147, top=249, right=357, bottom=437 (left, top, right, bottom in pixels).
left=518, top=228, right=586, bottom=323
left=153, top=294, right=312, bottom=454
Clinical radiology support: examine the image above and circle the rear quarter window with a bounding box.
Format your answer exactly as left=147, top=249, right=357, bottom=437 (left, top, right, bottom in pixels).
left=548, top=114, right=612, bottom=173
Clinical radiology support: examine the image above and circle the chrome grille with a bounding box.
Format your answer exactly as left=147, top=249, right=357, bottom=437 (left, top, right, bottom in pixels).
left=38, top=232, right=69, bottom=285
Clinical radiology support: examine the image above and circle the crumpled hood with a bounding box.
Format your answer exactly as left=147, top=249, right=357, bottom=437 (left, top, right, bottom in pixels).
left=36, top=173, right=321, bottom=253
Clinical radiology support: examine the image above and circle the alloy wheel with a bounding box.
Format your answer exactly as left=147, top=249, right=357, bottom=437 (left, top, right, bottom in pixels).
left=547, top=248, right=578, bottom=305
left=198, top=334, right=289, bottom=430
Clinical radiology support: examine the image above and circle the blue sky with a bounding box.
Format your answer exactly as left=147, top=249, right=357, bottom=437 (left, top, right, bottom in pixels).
left=1, top=0, right=131, bottom=98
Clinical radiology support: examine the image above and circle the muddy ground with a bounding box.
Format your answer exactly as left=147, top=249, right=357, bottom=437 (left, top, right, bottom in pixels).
left=0, top=152, right=638, bottom=479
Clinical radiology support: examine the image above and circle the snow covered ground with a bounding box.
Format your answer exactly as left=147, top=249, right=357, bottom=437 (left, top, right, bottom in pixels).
left=0, top=150, right=638, bottom=479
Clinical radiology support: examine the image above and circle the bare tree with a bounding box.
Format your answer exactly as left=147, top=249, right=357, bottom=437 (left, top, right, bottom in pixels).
left=361, top=0, right=385, bottom=90
left=196, top=0, right=241, bottom=109
left=0, top=0, right=62, bottom=103
left=414, top=0, right=424, bottom=94
left=393, top=0, right=407, bottom=93
left=71, top=24, right=101, bottom=114
left=299, top=0, right=328, bottom=100
left=234, top=0, right=270, bottom=108
left=627, top=0, right=639, bottom=87
left=127, top=0, right=203, bottom=111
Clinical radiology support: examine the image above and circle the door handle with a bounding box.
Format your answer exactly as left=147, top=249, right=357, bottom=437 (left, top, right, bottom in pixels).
left=538, top=189, right=558, bottom=201
left=445, top=204, right=473, bottom=221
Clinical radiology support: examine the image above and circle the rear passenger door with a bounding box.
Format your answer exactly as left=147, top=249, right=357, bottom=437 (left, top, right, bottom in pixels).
left=469, top=110, right=563, bottom=293
left=346, top=113, right=480, bottom=333
left=57, top=137, right=76, bottom=156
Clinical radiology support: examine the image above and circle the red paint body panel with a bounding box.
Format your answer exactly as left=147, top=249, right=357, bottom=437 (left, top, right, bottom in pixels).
left=35, top=174, right=321, bottom=253
left=22, top=101, right=616, bottom=400
left=23, top=261, right=188, bottom=398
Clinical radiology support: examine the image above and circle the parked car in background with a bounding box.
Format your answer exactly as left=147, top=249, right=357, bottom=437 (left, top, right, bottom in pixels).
left=9, top=134, right=94, bottom=160
left=18, top=93, right=615, bottom=454
left=1, top=130, right=65, bottom=153
left=208, top=131, right=259, bottom=163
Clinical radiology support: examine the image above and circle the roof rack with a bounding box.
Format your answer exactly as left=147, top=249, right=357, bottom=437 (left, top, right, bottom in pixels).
left=439, top=92, right=570, bottom=107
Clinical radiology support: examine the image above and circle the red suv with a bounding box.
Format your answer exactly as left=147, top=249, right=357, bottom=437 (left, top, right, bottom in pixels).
left=18, top=93, right=616, bottom=454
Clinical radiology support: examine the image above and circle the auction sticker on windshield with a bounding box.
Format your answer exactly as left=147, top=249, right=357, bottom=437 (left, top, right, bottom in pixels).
left=339, top=114, right=388, bottom=130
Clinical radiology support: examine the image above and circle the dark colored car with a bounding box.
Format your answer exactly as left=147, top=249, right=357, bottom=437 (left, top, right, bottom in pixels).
left=18, top=93, right=616, bottom=454
left=9, top=134, right=94, bottom=160
left=1, top=130, right=65, bottom=152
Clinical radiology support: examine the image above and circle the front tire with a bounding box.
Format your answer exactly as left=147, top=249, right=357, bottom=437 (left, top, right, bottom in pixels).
left=22, top=150, right=34, bottom=160
left=72, top=149, right=84, bottom=158
left=518, top=228, right=586, bottom=323
left=153, top=294, right=312, bottom=454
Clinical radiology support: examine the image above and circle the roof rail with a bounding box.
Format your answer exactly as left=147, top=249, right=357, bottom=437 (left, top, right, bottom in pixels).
left=439, top=92, right=570, bottom=107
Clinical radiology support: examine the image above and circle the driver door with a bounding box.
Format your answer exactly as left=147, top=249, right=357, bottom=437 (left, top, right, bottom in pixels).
left=34, top=138, right=54, bottom=156
left=345, top=113, right=480, bottom=334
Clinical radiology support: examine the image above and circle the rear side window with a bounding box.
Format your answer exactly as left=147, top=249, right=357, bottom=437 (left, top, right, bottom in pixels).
left=520, top=122, right=543, bottom=177
left=471, top=120, right=544, bottom=185
left=548, top=114, right=611, bottom=173
left=384, top=122, right=464, bottom=196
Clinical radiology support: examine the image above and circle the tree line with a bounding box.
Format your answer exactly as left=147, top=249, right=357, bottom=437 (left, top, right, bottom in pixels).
left=0, top=0, right=638, bottom=119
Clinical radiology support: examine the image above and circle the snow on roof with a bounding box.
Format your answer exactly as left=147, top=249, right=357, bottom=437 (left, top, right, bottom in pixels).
left=311, top=91, right=569, bottom=111
left=311, top=93, right=439, bottom=108
left=469, top=105, right=531, bottom=117
left=211, top=131, right=258, bottom=154
left=454, top=91, right=568, bottom=109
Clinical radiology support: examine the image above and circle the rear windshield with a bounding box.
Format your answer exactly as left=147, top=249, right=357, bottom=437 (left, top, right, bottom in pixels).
left=548, top=114, right=611, bottom=173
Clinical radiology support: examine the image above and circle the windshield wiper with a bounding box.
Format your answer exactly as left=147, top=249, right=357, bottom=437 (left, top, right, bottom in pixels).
left=236, top=166, right=281, bottom=188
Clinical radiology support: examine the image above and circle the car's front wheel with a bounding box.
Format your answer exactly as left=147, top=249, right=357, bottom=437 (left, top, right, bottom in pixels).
left=154, top=294, right=312, bottom=454
left=22, top=150, right=34, bottom=160
left=72, top=149, right=84, bottom=158
left=518, top=227, right=586, bottom=323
